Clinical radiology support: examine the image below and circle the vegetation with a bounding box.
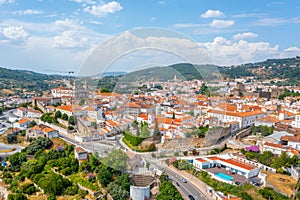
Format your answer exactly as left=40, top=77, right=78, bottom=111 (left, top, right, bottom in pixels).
left=173, top=160, right=193, bottom=170
left=6, top=133, right=18, bottom=144
left=241, top=149, right=297, bottom=172
left=156, top=173, right=183, bottom=200
left=251, top=125, right=274, bottom=137
left=210, top=144, right=230, bottom=155
left=124, top=131, right=146, bottom=146
left=278, top=88, right=300, bottom=100
left=259, top=187, right=290, bottom=200
left=0, top=66, right=67, bottom=96
left=186, top=125, right=209, bottom=138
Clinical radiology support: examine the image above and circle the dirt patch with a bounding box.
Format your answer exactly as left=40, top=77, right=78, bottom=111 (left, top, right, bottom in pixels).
left=51, top=138, right=68, bottom=149
left=265, top=171, right=297, bottom=196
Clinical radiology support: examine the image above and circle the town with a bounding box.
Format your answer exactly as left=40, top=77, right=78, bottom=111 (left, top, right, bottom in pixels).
left=1, top=59, right=300, bottom=200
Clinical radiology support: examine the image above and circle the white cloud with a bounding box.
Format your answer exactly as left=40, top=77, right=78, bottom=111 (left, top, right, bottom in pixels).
left=210, top=19, right=234, bottom=28
left=284, top=46, right=300, bottom=52
left=280, top=46, right=300, bottom=58
left=0, top=0, right=14, bottom=5
left=1, top=26, right=29, bottom=41
left=200, top=37, right=279, bottom=65
left=233, top=32, right=258, bottom=40
left=201, top=10, right=224, bottom=18
left=13, top=9, right=43, bottom=15
left=158, top=0, right=166, bottom=5
left=255, top=18, right=286, bottom=26
left=84, top=1, right=123, bottom=17
left=72, top=0, right=96, bottom=4
left=54, top=30, right=88, bottom=48
left=54, top=19, right=85, bottom=31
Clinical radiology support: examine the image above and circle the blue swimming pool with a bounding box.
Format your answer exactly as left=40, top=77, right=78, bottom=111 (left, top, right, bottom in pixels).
left=215, top=172, right=233, bottom=181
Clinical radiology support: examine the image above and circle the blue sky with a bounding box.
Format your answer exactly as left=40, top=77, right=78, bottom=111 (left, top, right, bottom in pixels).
left=0, top=0, right=299, bottom=74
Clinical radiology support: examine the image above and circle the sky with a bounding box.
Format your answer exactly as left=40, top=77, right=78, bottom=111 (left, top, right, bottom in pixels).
left=0, top=0, right=299, bottom=74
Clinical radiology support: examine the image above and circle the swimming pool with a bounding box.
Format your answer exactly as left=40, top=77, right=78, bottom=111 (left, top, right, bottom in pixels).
left=215, top=172, right=233, bottom=181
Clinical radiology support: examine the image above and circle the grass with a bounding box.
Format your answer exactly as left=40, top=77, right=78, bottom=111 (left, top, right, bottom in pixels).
left=69, top=174, right=99, bottom=191
left=122, top=137, right=136, bottom=150
left=51, top=138, right=68, bottom=149
left=264, top=171, right=297, bottom=197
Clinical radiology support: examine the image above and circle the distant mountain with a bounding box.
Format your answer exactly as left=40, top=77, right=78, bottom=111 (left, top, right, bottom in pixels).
left=102, top=71, right=126, bottom=77
left=97, top=57, right=300, bottom=91
left=0, top=67, right=66, bottom=96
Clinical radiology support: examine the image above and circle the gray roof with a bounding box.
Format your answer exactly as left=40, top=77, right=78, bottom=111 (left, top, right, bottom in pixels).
left=265, top=131, right=293, bottom=142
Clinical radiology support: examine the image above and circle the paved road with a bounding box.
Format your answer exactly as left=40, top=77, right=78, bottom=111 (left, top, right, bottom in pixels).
left=163, top=167, right=210, bottom=200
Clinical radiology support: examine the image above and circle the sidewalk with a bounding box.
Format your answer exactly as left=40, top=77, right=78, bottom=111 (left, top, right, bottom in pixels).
left=168, top=166, right=214, bottom=200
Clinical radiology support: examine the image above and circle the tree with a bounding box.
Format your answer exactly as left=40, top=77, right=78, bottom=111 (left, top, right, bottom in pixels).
left=100, top=87, right=110, bottom=93
left=68, top=116, right=75, bottom=125
left=54, top=110, right=62, bottom=118
left=156, top=181, right=183, bottom=200
left=29, top=120, right=37, bottom=128
left=79, top=99, right=85, bottom=106
left=97, top=163, right=113, bottom=186
left=6, top=133, right=18, bottom=144
left=8, top=152, right=27, bottom=167
left=37, top=173, right=71, bottom=195
left=107, top=182, right=129, bottom=200
left=62, top=113, right=68, bottom=121
left=172, top=112, right=175, bottom=119
left=102, top=149, right=128, bottom=172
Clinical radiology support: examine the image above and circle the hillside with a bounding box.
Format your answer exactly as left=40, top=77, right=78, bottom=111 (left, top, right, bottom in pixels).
left=0, top=67, right=67, bottom=97
left=97, top=57, right=300, bottom=91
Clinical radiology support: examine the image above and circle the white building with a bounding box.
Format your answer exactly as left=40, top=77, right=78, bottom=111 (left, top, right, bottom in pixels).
left=51, top=86, right=73, bottom=98
left=208, top=109, right=265, bottom=129
left=292, top=113, right=300, bottom=128
left=193, top=155, right=261, bottom=179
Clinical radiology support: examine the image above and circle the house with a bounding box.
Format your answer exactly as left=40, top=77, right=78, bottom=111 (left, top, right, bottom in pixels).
left=262, top=142, right=299, bottom=157
left=255, top=116, right=279, bottom=127
left=280, top=135, right=300, bottom=150
left=14, top=118, right=30, bottom=130
left=193, top=155, right=261, bottom=179
left=26, top=125, right=43, bottom=141
left=15, top=107, right=27, bottom=118
left=51, top=86, right=74, bottom=98
left=74, top=146, right=88, bottom=163
left=42, top=127, right=59, bottom=138
left=27, top=109, right=42, bottom=118
left=292, top=113, right=300, bottom=129
left=208, top=109, right=265, bottom=130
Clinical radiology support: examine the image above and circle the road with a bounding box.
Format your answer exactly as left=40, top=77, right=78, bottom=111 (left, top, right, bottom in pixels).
left=118, top=138, right=212, bottom=200
left=163, top=167, right=210, bottom=200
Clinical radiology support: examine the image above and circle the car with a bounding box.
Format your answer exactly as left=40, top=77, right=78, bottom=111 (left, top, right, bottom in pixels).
left=176, top=182, right=180, bottom=186
left=188, top=195, right=195, bottom=200
left=235, top=181, right=240, bottom=185
left=181, top=178, right=187, bottom=183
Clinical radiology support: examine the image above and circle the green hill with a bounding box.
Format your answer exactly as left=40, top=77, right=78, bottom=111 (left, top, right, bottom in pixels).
left=0, top=67, right=67, bottom=97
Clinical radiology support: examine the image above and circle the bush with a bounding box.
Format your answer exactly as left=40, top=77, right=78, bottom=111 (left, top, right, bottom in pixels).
left=47, top=195, right=56, bottom=200
left=20, top=183, right=38, bottom=195
left=8, top=193, right=28, bottom=200
left=64, top=186, right=78, bottom=195
left=6, top=133, right=18, bottom=144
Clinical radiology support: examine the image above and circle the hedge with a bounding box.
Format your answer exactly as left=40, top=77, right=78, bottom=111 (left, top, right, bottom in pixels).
left=124, top=132, right=145, bottom=146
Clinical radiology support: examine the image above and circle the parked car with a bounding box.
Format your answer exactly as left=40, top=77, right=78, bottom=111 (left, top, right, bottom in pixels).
left=235, top=181, right=240, bottom=185
left=188, top=195, right=195, bottom=200
left=176, top=182, right=180, bottom=186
